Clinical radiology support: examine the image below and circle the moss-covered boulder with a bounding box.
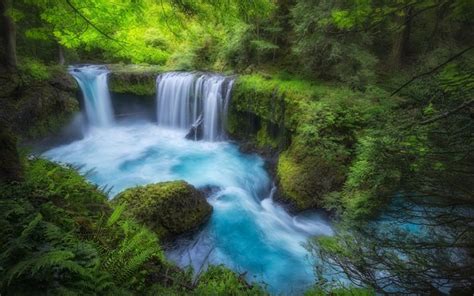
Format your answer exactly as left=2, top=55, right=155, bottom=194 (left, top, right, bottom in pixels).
left=276, top=150, right=345, bottom=212
left=115, top=181, right=212, bottom=237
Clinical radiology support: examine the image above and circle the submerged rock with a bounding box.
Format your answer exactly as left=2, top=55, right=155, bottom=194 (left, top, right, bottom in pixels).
left=114, top=180, right=212, bottom=237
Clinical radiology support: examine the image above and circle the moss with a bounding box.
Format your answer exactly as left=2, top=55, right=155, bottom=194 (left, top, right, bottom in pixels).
left=256, top=122, right=280, bottom=149
left=109, top=74, right=156, bottom=96
left=24, top=95, right=79, bottom=139
left=277, top=150, right=345, bottom=211
left=231, top=72, right=393, bottom=212
left=108, top=63, right=162, bottom=96
left=0, top=66, right=79, bottom=140
left=114, top=181, right=212, bottom=237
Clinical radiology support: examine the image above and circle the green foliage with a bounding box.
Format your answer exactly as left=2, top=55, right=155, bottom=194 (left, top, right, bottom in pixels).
left=0, top=156, right=268, bottom=295
left=0, top=158, right=166, bottom=295
left=11, top=0, right=274, bottom=69
left=195, top=265, right=267, bottom=296
left=18, top=57, right=51, bottom=81
left=305, top=286, right=374, bottom=296
left=341, top=132, right=402, bottom=219
left=291, top=0, right=377, bottom=88
left=231, top=73, right=394, bottom=211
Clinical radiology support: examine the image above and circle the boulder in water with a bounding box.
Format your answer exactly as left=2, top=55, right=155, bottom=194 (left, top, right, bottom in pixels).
left=114, top=180, right=212, bottom=237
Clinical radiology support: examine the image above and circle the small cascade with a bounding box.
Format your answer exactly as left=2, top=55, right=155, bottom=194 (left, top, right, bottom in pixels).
left=156, top=72, right=233, bottom=141
left=69, top=65, right=114, bottom=127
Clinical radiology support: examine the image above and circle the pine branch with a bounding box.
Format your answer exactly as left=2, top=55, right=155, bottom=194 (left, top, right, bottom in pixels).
left=391, top=45, right=474, bottom=96
left=420, top=99, right=474, bottom=125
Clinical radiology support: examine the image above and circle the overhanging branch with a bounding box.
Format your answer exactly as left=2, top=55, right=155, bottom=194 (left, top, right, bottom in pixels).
left=391, top=45, right=474, bottom=96
left=64, top=0, right=126, bottom=44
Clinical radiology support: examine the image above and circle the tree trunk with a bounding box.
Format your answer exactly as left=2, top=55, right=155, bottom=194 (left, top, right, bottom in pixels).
left=429, top=1, right=450, bottom=48
left=0, top=121, right=23, bottom=183
left=58, top=43, right=65, bottom=65
left=0, top=0, right=17, bottom=72
left=390, top=6, right=413, bottom=69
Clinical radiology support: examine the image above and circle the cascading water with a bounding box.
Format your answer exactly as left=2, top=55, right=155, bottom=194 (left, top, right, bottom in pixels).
left=156, top=72, right=232, bottom=141
left=43, top=68, right=335, bottom=295
left=69, top=65, right=114, bottom=127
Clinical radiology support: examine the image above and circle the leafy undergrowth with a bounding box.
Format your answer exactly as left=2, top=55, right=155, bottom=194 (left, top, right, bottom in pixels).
left=0, top=158, right=267, bottom=295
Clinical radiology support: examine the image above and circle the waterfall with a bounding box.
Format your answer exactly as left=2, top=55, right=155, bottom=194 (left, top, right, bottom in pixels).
left=156, top=72, right=233, bottom=141
left=69, top=65, right=114, bottom=127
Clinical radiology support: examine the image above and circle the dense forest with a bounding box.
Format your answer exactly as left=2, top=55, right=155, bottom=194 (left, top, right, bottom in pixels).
left=1, top=0, right=473, bottom=295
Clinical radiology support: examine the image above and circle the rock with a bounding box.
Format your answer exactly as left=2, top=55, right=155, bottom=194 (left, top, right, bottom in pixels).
left=107, top=64, right=162, bottom=96
left=0, top=66, right=79, bottom=139
left=185, top=114, right=203, bottom=141
left=114, top=181, right=212, bottom=237
left=276, top=150, right=345, bottom=212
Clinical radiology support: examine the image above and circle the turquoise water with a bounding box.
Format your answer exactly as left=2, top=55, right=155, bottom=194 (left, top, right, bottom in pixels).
left=44, top=122, right=333, bottom=294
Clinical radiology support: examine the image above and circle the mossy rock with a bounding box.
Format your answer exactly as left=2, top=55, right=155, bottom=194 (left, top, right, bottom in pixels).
left=108, top=64, right=162, bottom=96
left=276, top=150, right=345, bottom=212
left=0, top=66, right=79, bottom=139
left=115, top=181, right=212, bottom=237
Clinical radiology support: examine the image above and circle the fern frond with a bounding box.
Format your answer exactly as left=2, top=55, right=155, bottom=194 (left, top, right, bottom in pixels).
left=107, top=204, right=125, bottom=227
left=5, top=250, right=75, bottom=285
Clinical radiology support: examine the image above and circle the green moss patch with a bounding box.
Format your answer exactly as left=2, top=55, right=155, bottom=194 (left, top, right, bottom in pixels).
left=114, top=181, right=212, bottom=237
left=108, top=64, right=162, bottom=96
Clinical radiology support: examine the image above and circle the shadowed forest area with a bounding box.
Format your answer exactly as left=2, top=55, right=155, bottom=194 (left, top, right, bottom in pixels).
left=0, top=0, right=473, bottom=295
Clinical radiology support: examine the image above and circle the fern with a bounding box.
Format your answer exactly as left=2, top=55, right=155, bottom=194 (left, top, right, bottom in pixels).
left=5, top=250, right=75, bottom=285
left=107, top=204, right=125, bottom=227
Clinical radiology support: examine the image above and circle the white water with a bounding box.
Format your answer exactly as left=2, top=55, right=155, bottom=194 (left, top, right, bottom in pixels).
left=43, top=69, right=335, bottom=294
left=68, top=65, right=114, bottom=127
left=44, top=124, right=333, bottom=294
left=156, top=72, right=232, bottom=141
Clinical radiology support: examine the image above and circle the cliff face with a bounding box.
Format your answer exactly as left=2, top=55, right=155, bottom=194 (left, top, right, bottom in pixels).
left=227, top=74, right=389, bottom=213
left=107, top=64, right=162, bottom=96
left=0, top=67, right=79, bottom=139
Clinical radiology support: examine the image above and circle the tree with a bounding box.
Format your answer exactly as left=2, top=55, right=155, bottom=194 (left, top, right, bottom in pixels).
left=308, top=58, right=474, bottom=295
left=0, top=0, right=17, bottom=71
